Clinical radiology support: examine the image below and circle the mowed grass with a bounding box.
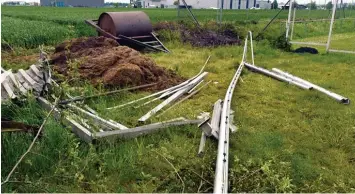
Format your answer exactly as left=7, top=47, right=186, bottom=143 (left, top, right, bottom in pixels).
left=2, top=6, right=355, bottom=48
left=1, top=6, right=355, bottom=193
left=2, top=39, right=355, bottom=192
left=292, top=32, right=355, bottom=51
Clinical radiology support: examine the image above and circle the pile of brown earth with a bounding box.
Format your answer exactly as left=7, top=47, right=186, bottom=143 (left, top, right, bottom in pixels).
left=51, top=36, right=184, bottom=91
left=154, top=21, right=241, bottom=47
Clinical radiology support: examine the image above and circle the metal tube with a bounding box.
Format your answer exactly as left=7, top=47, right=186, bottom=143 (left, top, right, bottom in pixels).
left=94, top=118, right=203, bottom=139
left=181, top=0, right=200, bottom=27
left=134, top=84, right=190, bottom=109
left=214, top=39, right=247, bottom=193
left=188, top=80, right=204, bottom=94
left=328, top=49, right=355, bottom=54
left=326, top=0, right=338, bottom=52
left=138, top=72, right=208, bottom=122
left=290, top=41, right=327, bottom=46
left=198, top=132, right=207, bottom=156
left=214, top=62, right=244, bottom=194
left=290, top=7, right=297, bottom=40
left=107, top=56, right=211, bottom=110
left=156, top=81, right=211, bottom=117
left=68, top=104, right=128, bottom=130
left=286, top=0, right=295, bottom=39
left=244, top=63, right=312, bottom=90
left=248, top=31, right=255, bottom=65
left=271, top=68, right=350, bottom=104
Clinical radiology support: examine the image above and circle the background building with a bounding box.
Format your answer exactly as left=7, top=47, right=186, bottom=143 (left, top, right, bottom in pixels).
left=40, top=0, right=105, bottom=7
left=140, top=0, right=271, bottom=9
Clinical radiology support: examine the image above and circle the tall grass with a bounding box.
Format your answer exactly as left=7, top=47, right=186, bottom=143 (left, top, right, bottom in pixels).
left=1, top=6, right=355, bottom=193
left=1, top=6, right=355, bottom=48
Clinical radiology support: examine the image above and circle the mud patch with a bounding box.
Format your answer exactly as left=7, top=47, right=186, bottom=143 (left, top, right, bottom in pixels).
left=293, top=47, right=319, bottom=54
left=51, top=37, right=184, bottom=91
left=154, top=21, right=241, bottom=47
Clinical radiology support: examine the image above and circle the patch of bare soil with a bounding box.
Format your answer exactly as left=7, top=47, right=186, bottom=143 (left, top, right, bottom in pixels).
left=154, top=21, right=241, bottom=47
left=51, top=37, right=184, bottom=91
left=2, top=53, right=39, bottom=66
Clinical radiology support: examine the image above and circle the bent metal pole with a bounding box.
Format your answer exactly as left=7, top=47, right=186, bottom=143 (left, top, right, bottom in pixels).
left=272, top=68, right=350, bottom=104
left=214, top=37, right=248, bottom=194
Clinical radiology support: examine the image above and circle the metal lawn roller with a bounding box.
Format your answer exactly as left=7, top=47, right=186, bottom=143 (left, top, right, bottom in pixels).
left=85, top=11, right=169, bottom=53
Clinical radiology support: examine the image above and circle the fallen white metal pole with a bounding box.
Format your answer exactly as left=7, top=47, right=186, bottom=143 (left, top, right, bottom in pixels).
left=272, top=68, right=350, bottom=104
left=198, top=132, right=207, bottom=156
left=157, top=81, right=211, bottom=117
left=244, top=63, right=312, bottom=90
left=135, top=84, right=191, bottom=108
left=68, top=104, right=128, bottom=130
left=138, top=72, right=208, bottom=122
left=214, top=61, right=245, bottom=194
left=94, top=118, right=204, bottom=139
left=107, top=56, right=211, bottom=110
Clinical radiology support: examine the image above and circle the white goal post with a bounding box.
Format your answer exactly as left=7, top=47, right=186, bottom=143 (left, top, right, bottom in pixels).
left=285, top=0, right=355, bottom=54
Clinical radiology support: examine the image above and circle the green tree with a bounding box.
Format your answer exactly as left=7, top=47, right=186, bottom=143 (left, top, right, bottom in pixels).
left=309, top=1, right=317, bottom=9
left=271, top=0, right=278, bottom=9
left=326, top=1, right=332, bottom=9
left=173, top=0, right=179, bottom=5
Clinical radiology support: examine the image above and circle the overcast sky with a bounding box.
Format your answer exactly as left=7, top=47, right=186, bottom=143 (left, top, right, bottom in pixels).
left=1, top=0, right=354, bottom=5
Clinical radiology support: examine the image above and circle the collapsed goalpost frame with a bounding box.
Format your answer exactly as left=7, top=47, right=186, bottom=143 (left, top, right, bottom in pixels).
left=286, top=0, right=355, bottom=54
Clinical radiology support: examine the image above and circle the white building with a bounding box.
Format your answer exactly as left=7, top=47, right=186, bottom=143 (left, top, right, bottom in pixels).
left=141, top=0, right=270, bottom=9
left=142, top=0, right=175, bottom=8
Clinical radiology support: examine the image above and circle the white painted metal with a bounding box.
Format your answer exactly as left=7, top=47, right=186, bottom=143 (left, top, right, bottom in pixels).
left=135, top=84, right=190, bottom=108
left=211, top=99, right=223, bottom=139
left=188, top=80, right=204, bottom=94
left=16, top=70, right=32, bottom=90
left=2, top=80, right=17, bottom=99
left=271, top=68, right=350, bottom=104
left=248, top=31, right=255, bottom=66
left=138, top=72, right=209, bottom=122
left=244, top=63, right=312, bottom=90
left=290, top=7, right=296, bottom=40
left=229, top=111, right=237, bottom=133
left=326, top=0, right=338, bottom=52
left=18, top=69, right=36, bottom=86
left=68, top=104, right=128, bottom=130
left=8, top=71, right=27, bottom=94
left=286, top=0, right=294, bottom=39
left=37, top=97, right=93, bottom=142
left=30, top=65, right=43, bottom=78
left=214, top=37, right=248, bottom=194
left=107, top=56, right=211, bottom=110
left=0, top=71, right=10, bottom=83
left=328, top=49, right=355, bottom=54
left=198, top=132, right=207, bottom=156
left=157, top=81, right=211, bottom=117
left=94, top=119, right=203, bottom=139
left=290, top=41, right=327, bottom=46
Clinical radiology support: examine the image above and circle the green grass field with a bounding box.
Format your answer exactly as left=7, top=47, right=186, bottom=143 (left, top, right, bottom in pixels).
left=1, top=6, right=355, bottom=193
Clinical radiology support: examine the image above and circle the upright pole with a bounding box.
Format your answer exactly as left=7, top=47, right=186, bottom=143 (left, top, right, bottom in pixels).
left=290, top=7, right=297, bottom=40
left=177, top=0, right=180, bottom=18
left=286, top=0, right=295, bottom=39
left=326, top=0, right=338, bottom=52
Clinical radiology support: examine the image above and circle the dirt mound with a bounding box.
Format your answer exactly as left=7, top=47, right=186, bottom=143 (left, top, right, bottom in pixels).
left=181, top=28, right=240, bottom=47
left=153, top=21, right=241, bottom=47
left=51, top=37, right=184, bottom=90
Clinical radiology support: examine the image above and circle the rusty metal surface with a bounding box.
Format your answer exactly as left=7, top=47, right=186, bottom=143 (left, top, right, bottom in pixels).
left=98, top=11, right=152, bottom=37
